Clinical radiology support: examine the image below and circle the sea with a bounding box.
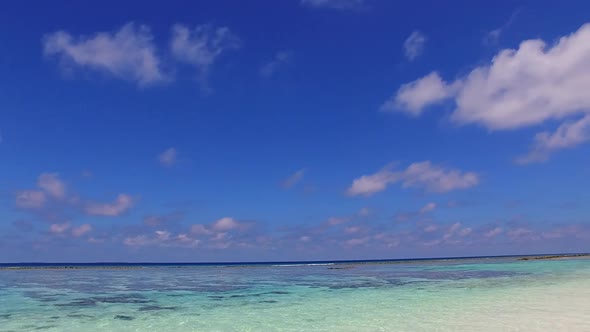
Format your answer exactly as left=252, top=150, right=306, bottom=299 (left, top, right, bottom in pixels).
left=1, top=255, right=589, bottom=331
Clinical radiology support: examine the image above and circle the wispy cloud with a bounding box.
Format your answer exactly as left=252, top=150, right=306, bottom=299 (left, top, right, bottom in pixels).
left=483, top=8, right=522, bottom=45
left=143, top=212, right=183, bottom=227
left=85, top=194, right=134, bottom=217
left=16, top=190, right=47, bottom=209
left=403, top=31, right=427, bottom=61
left=158, top=147, right=178, bottom=167
left=72, top=224, right=93, bottom=237
left=347, top=161, right=479, bottom=196
left=49, top=222, right=71, bottom=235
left=419, top=202, right=437, bottom=214
left=300, top=0, right=366, bottom=10
left=484, top=227, right=503, bottom=238
left=260, top=51, right=292, bottom=78
left=517, top=115, right=590, bottom=164
left=43, top=23, right=166, bottom=86
left=282, top=168, right=307, bottom=189
left=170, top=24, right=240, bottom=92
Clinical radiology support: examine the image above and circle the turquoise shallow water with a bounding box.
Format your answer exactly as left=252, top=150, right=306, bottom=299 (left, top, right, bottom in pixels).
left=1, top=257, right=589, bottom=331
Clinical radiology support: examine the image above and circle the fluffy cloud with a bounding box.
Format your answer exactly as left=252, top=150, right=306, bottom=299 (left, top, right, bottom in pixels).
left=260, top=51, right=292, bottom=78
left=16, top=173, right=67, bottom=209
left=211, top=217, right=242, bottom=232
left=386, top=24, right=590, bottom=161
left=347, top=161, right=479, bottom=196
left=158, top=147, right=177, bottom=167
left=381, top=72, right=457, bottom=115
left=282, top=168, right=307, bottom=189
left=43, top=23, right=166, bottom=86
left=37, top=173, right=66, bottom=199
left=171, top=24, right=240, bottom=91
left=16, top=190, right=46, bottom=209
left=85, top=194, right=134, bottom=216
left=300, top=0, right=365, bottom=9
left=403, top=31, right=427, bottom=61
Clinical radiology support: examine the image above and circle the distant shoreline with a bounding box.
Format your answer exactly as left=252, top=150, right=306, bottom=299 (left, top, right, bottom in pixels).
left=1, top=253, right=589, bottom=271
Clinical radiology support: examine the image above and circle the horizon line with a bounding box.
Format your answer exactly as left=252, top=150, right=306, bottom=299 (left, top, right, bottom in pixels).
left=2, top=252, right=588, bottom=265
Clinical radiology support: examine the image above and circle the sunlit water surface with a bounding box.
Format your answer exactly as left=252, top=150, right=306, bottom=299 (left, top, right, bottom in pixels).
left=1, top=257, right=589, bottom=331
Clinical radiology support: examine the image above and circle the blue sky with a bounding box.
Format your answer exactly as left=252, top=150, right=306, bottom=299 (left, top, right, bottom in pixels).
left=1, top=0, right=590, bottom=262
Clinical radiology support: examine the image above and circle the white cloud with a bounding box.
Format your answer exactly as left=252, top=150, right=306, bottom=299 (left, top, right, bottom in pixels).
left=517, top=115, right=590, bottom=164
left=85, top=194, right=134, bottom=216
left=170, top=24, right=240, bottom=92
left=459, top=227, right=472, bottom=237
left=507, top=227, right=535, bottom=239
left=49, top=222, right=71, bottom=235
left=260, top=51, right=292, bottom=78
left=43, top=23, right=166, bottom=86
left=403, top=31, right=427, bottom=61
left=402, top=161, right=479, bottom=193
left=419, top=202, right=437, bottom=214
left=424, top=225, right=438, bottom=232
left=346, top=165, right=399, bottom=196
left=124, top=231, right=200, bottom=248
left=357, top=207, right=371, bottom=217
left=347, top=161, right=479, bottom=196
left=344, top=226, right=361, bottom=234
left=301, top=0, right=365, bottom=9
left=16, top=190, right=46, bottom=209
left=381, top=72, right=457, bottom=115
left=37, top=173, right=66, bottom=199
left=423, top=222, right=473, bottom=246
left=191, top=224, right=213, bottom=235
left=211, top=217, right=241, bottom=232
left=326, top=216, right=350, bottom=226
left=388, top=23, right=590, bottom=161
left=72, top=224, right=92, bottom=237
left=345, top=236, right=369, bottom=246
left=484, top=227, right=503, bottom=238
left=158, top=147, right=177, bottom=167
left=282, top=168, right=307, bottom=188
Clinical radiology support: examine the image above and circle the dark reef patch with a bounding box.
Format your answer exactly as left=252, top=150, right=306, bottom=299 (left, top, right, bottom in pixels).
left=138, top=305, right=178, bottom=312
left=114, top=315, right=135, bottom=321
left=67, top=314, right=94, bottom=319
left=92, top=294, right=152, bottom=304
left=55, top=298, right=97, bottom=307
left=267, top=291, right=290, bottom=295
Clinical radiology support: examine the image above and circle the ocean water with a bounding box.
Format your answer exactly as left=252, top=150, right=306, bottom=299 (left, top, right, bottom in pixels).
left=0, top=257, right=589, bottom=331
